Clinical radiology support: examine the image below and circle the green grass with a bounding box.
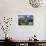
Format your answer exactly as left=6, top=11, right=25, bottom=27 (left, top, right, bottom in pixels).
left=18, top=18, right=33, bottom=25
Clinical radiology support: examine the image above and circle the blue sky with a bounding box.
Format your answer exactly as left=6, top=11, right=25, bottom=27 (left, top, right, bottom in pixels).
left=18, top=15, right=33, bottom=20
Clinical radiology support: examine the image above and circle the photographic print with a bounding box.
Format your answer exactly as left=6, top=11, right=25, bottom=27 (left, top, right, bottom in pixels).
left=18, top=15, right=33, bottom=25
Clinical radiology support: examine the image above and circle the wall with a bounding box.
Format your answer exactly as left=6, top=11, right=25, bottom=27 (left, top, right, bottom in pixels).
left=44, top=16, right=46, bottom=40
left=0, top=0, right=46, bottom=40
